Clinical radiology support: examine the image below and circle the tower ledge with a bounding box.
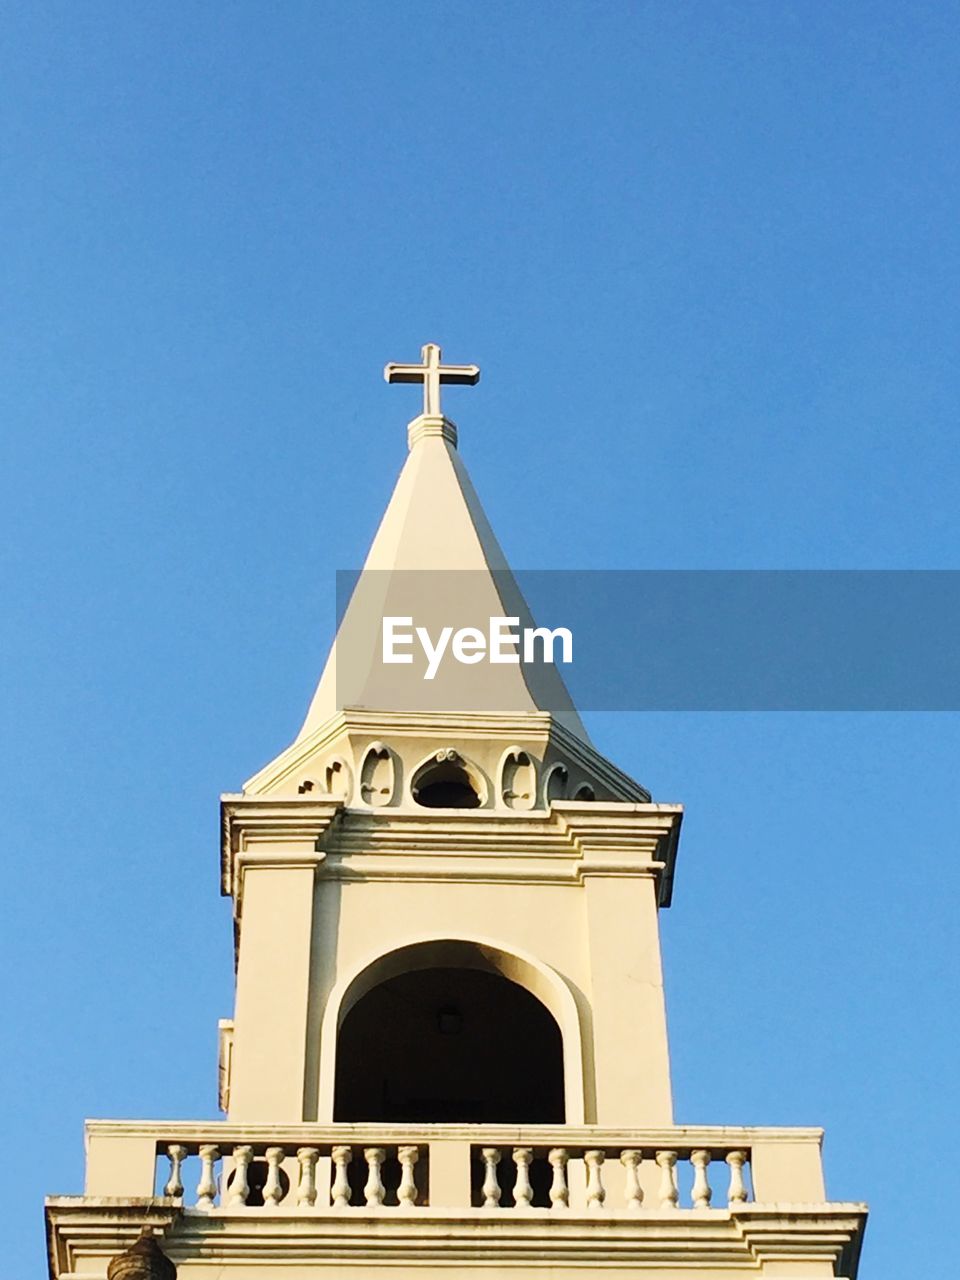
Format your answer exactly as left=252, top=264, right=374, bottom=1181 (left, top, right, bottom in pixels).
left=47, top=1121, right=866, bottom=1279
left=220, top=792, right=683, bottom=923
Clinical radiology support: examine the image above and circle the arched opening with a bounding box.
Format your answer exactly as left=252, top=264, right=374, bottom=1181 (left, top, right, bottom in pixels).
left=334, top=964, right=565, bottom=1123
left=317, top=937, right=586, bottom=1124
left=410, top=751, right=484, bottom=809
left=413, top=762, right=480, bottom=808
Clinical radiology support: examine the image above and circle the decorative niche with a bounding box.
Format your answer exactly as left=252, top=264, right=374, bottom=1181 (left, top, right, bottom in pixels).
left=324, top=757, right=353, bottom=803
left=543, top=762, right=569, bottom=805
left=499, top=747, right=537, bottom=810
left=360, top=742, right=395, bottom=807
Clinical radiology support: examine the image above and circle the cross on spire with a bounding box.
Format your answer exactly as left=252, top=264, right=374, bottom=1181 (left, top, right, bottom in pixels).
left=384, top=343, right=480, bottom=420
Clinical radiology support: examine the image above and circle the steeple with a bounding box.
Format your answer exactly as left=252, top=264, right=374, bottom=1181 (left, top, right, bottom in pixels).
left=294, top=341, right=587, bottom=744
left=245, top=344, right=644, bottom=804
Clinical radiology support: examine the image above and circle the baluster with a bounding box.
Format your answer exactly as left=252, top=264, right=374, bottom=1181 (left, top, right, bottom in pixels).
left=512, top=1148, right=534, bottom=1210
left=548, top=1148, right=569, bottom=1210
left=263, top=1147, right=285, bottom=1208
left=691, top=1149, right=712, bottom=1208
left=364, top=1147, right=386, bottom=1206
left=397, top=1145, right=419, bottom=1209
left=726, top=1150, right=749, bottom=1205
left=226, top=1145, right=253, bottom=1207
left=620, top=1149, right=643, bottom=1210
left=481, top=1147, right=502, bottom=1208
left=584, top=1150, right=606, bottom=1211
left=296, top=1147, right=320, bottom=1208
left=655, top=1150, right=679, bottom=1209
left=164, top=1144, right=188, bottom=1198
left=196, top=1144, right=220, bottom=1210
left=331, top=1145, right=353, bottom=1208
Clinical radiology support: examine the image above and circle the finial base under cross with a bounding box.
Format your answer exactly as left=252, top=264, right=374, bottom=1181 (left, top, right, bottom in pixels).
left=406, top=413, right=458, bottom=451
left=385, top=343, right=480, bottom=446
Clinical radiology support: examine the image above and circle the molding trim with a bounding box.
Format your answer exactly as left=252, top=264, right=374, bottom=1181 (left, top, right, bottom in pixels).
left=46, top=1197, right=867, bottom=1276
left=241, top=708, right=651, bottom=804
left=220, top=797, right=682, bottom=925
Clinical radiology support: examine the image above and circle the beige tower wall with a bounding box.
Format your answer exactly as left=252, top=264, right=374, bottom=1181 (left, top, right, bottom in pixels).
left=224, top=803, right=676, bottom=1128
left=584, top=875, right=672, bottom=1124
left=229, top=863, right=316, bottom=1120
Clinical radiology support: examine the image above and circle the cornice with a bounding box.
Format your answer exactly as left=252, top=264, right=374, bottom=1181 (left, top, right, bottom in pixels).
left=220, top=798, right=341, bottom=896
left=84, top=1119, right=826, bottom=1145
left=45, top=1199, right=181, bottom=1280
left=220, top=797, right=682, bottom=918
left=46, top=1196, right=866, bottom=1275
left=734, top=1204, right=867, bottom=1276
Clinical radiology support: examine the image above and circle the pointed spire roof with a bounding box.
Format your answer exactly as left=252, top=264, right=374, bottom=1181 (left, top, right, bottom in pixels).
left=294, top=346, right=587, bottom=743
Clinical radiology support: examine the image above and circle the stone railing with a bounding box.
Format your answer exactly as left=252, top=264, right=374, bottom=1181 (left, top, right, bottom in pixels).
left=84, top=1122, right=829, bottom=1213
left=161, top=1140, right=424, bottom=1210
left=473, top=1142, right=748, bottom=1211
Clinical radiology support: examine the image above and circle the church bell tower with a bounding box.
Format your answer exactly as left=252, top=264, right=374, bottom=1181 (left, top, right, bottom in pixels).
left=46, top=346, right=866, bottom=1279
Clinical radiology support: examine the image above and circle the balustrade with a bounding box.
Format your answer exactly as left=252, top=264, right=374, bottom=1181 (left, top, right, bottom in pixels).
left=656, top=1148, right=679, bottom=1209
left=295, top=1147, right=319, bottom=1208
left=363, top=1147, right=386, bottom=1206
left=226, top=1145, right=252, bottom=1207
left=330, top=1144, right=352, bottom=1209
left=163, top=1144, right=187, bottom=1198
left=159, top=1141, right=425, bottom=1211
left=397, top=1145, right=419, bottom=1209
left=548, top=1147, right=569, bottom=1210
left=620, top=1148, right=642, bottom=1210
left=584, top=1149, right=606, bottom=1211
left=263, top=1147, right=285, bottom=1208
left=146, top=1130, right=757, bottom=1215
left=480, top=1147, right=501, bottom=1208
left=468, top=1144, right=752, bottom=1212
left=196, top=1145, right=219, bottom=1211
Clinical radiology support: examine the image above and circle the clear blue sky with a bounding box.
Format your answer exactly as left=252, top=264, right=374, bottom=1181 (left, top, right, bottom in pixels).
left=1, top=3, right=957, bottom=1275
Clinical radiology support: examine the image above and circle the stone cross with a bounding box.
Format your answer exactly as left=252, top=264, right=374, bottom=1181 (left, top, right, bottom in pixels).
left=384, top=343, right=480, bottom=418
